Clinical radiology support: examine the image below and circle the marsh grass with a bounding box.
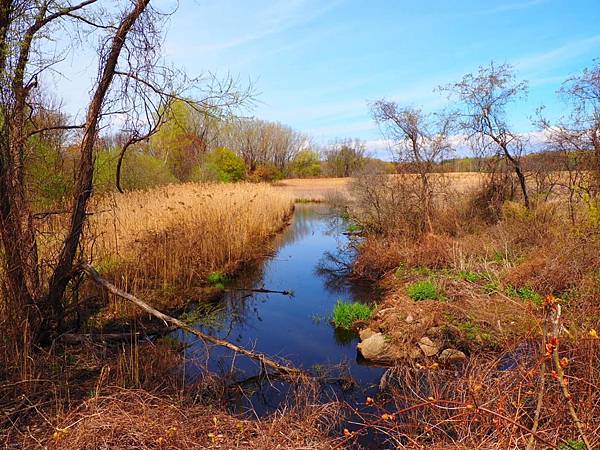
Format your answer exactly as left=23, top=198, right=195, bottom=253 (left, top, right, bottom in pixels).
left=332, top=300, right=373, bottom=329
left=88, top=183, right=293, bottom=295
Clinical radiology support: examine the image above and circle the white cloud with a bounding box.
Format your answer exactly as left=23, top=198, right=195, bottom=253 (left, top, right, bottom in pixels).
left=514, top=34, right=600, bottom=72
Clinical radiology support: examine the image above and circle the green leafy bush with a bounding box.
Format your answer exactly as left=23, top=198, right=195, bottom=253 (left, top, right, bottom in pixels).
left=291, top=149, right=321, bottom=177
left=195, top=147, right=246, bottom=183
left=332, top=301, right=373, bottom=329
left=407, top=280, right=441, bottom=301
left=94, top=149, right=177, bottom=192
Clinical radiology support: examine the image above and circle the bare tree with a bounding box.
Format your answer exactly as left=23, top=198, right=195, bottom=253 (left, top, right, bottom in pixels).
left=323, top=138, right=366, bottom=177
left=371, top=101, right=455, bottom=232
left=0, top=0, right=248, bottom=346
left=539, top=61, right=600, bottom=203
left=442, top=62, right=531, bottom=208
left=221, top=118, right=305, bottom=174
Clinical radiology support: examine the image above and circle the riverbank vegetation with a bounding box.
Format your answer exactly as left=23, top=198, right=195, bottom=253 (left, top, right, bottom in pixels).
left=344, top=61, right=600, bottom=448
left=1, top=1, right=599, bottom=448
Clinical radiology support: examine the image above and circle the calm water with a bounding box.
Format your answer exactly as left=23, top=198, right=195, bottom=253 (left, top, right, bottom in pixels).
left=174, top=203, right=385, bottom=415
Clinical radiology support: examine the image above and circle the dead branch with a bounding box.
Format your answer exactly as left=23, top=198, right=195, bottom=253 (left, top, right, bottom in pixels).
left=224, top=287, right=293, bottom=296
left=80, top=263, right=306, bottom=378
left=548, top=301, right=592, bottom=450
left=60, top=326, right=176, bottom=344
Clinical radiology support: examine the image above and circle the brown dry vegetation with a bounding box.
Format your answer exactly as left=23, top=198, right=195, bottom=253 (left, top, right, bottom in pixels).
left=88, top=183, right=293, bottom=314
left=346, top=169, right=600, bottom=448
left=92, top=182, right=293, bottom=285
left=273, top=177, right=353, bottom=202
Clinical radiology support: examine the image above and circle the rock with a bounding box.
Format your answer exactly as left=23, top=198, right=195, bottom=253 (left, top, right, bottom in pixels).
left=375, top=307, right=395, bottom=319
left=418, top=336, right=440, bottom=357
left=426, top=326, right=443, bottom=338
left=439, top=348, right=467, bottom=365
left=405, top=314, right=414, bottom=324
left=357, top=333, right=391, bottom=361
left=408, top=345, right=422, bottom=359
left=359, top=328, right=376, bottom=341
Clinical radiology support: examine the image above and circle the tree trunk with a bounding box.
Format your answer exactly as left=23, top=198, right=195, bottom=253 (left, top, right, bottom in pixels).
left=514, top=162, right=530, bottom=209
left=0, top=0, right=39, bottom=345
left=44, top=0, right=150, bottom=338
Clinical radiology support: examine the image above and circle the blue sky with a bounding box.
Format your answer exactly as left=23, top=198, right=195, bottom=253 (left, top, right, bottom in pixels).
left=57, top=0, right=600, bottom=157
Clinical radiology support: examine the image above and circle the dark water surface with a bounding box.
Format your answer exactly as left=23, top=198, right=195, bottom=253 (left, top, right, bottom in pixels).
left=175, top=203, right=385, bottom=416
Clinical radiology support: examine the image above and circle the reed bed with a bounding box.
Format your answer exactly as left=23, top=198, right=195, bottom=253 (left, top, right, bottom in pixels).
left=88, top=182, right=293, bottom=291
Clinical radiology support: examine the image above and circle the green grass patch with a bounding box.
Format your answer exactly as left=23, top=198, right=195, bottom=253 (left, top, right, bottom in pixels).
left=207, top=271, right=227, bottom=289
left=559, top=440, right=586, bottom=450
left=332, top=300, right=374, bottom=329
left=407, top=280, right=442, bottom=301
left=394, top=263, right=407, bottom=279
left=295, top=197, right=323, bottom=204
left=506, top=285, right=543, bottom=305
left=458, top=270, right=484, bottom=283
left=346, top=223, right=362, bottom=233
left=484, top=281, right=500, bottom=294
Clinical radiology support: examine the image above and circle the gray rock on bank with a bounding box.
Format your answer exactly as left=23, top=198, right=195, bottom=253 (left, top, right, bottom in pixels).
left=439, top=348, right=467, bottom=365
left=357, top=332, right=392, bottom=362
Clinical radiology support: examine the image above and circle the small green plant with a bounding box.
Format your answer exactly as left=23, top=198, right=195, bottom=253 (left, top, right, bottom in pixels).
left=394, top=263, right=406, bottom=278
left=311, top=363, right=324, bottom=375
left=407, top=280, right=441, bottom=301
left=332, top=300, right=373, bottom=329
left=559, top=440, right=586, bottom=450
left=457, top=319, right=494, bottom=344
left=484, top=281, right=500, bottom=293
left=346, top=223, right=362, bottom=233
left=458, top=270, right=483, bottom=283
left=411, top=266, right=437, bottom=277
left=207, top=271, right=227, bottom=289
left=506, top=285, right=543, bottom=305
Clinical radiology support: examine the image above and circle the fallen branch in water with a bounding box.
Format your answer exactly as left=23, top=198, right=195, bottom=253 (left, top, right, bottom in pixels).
left=224, top=287, right=293, bottom=296
left=81, top=263, right=305, bottom=378
left=61, top=326, right=177, bottom=344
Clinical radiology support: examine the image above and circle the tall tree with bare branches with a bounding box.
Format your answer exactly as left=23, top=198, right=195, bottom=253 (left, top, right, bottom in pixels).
left=442, top=62, right=531, bottom=208
left=371, top=101, right=455, bottom=233
left=0, top=0, right=248, bottom=348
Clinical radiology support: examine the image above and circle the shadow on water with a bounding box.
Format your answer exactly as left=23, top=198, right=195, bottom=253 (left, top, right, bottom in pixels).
left=174, top=203, right=385, bottom=421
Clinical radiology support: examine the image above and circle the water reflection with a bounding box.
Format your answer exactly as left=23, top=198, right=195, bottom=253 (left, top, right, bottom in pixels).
left=177, top=203, right=385, bottom=415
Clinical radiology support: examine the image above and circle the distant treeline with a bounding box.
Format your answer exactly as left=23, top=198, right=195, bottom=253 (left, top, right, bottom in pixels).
left=433, top=150, right=595, bottom=173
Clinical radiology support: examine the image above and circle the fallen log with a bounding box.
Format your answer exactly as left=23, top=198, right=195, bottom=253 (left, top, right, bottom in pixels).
left=225, top=287, right=293, bottom=296
left=81, top=263, right=306, bottom=378
left=61, top=326, right=177, bottom=344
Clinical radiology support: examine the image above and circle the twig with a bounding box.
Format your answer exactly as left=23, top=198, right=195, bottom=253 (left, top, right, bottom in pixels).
left=548, top=302, right=592, bottom=450
left=60, top=326, right=177, bottom=343
left=526, top=319, right=547, bottom=450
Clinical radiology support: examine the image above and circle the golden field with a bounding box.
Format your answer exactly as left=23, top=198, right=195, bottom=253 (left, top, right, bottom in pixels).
left=274, top=173, right=485, bottom=201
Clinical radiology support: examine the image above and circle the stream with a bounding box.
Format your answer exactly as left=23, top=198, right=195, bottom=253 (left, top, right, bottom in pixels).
left=175, top=203, right=385, bottom=422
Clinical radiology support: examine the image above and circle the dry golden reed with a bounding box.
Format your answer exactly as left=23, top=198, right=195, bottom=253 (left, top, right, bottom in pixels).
left=88, top=182, right=293, bottom=290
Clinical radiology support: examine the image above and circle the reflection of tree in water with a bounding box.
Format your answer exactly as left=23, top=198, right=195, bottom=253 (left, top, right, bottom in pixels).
left=279, top=203, right=338, bottom=246
left=316, top=236, right=380, bottom=303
